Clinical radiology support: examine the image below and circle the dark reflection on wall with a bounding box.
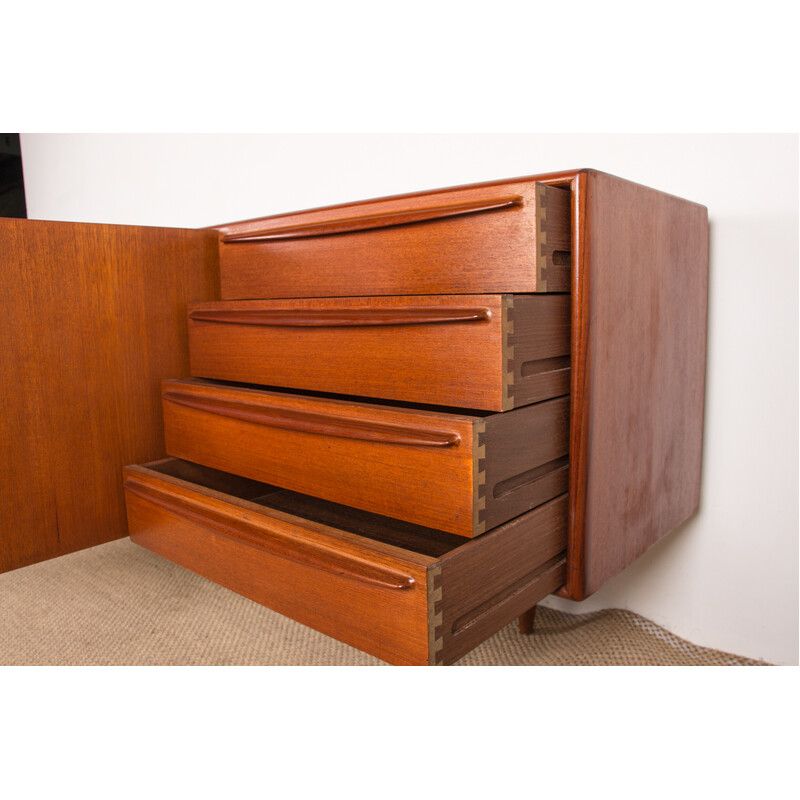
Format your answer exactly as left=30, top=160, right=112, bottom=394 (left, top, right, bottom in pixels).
left=0, top=134, right=27, bottom=218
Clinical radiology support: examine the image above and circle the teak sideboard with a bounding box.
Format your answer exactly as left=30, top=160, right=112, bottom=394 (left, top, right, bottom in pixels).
left=0, top=169, right=709, bottom=665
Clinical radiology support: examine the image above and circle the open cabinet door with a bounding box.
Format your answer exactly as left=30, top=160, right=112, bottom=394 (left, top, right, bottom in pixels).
left=0, top=218, right=219, bottom=573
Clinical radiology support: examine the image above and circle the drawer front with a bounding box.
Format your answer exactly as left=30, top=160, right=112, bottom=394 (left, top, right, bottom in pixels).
left=161, top=380, right=569, bottom=537
left=188, top=294, right=571, bottom=411
left=215, top=181, right=571, bottom=299
left=123, top=459, right=568, bottom=665
left=163, top=379, right=477, bottom=536
left=123, top=462, right=434, bottom=666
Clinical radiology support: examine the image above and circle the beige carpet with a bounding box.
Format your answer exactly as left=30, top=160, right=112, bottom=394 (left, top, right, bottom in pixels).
left=0, top=538, right=766, bottom=666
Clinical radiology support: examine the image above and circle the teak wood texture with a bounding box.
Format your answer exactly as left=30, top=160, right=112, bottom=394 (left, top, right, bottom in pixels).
left=123, top=459, right=568, bottom=665
left=433, top=493, right=568, bottom=664
left=214, top=180, right=571, bottom=299
left=208, top=168, right=708, bottom=600
left=0, top=218, right=218, bottom=574
left=563, top=170, right=708, bottom=599
left=2, top=167, right=709, bottom=654
left=187, top=293, right=571, bottom=411
left=161, top=379, right=569, bottom=538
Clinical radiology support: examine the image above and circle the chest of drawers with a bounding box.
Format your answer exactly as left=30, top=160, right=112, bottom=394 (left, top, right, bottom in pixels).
left=1, top=168, right=708, bottom=665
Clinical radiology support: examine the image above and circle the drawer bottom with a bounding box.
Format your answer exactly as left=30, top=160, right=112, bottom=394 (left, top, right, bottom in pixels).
left=124, top=458, right=567, bottom=665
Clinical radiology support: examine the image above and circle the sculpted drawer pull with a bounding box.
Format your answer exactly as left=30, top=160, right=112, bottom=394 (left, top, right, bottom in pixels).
left=124, top=477, right=416, bottom=590
left=163, top=388, right=462, bottom=448
left=220, top=194, right=525, bottom=242
left=188, top=306, right=492, bottom=327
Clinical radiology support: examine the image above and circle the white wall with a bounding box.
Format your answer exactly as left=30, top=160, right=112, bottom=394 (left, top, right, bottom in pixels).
left=19, top=133, right=798, bottom=665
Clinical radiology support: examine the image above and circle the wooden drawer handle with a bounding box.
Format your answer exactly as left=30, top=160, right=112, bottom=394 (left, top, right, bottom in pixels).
left=163, top=388, right=462, bottom=448
left=188, top=306, right=492, bottom=327
left=124, top=477, right=416, bottom=590
left=220, top=194, right=524, bottom=243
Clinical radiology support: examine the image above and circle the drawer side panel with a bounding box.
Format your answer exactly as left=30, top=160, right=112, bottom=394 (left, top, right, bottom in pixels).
left=506, top=294, right=571, bottom=409
left=479, top=395, right=570, bottom=532
left=436, top=494, right=568, bottom=665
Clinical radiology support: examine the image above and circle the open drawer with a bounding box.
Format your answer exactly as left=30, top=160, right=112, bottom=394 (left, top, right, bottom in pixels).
left=214, top=179, right=571, bottom=299
left=123, top=458, right=567, bottom=665
left=187, top=294, right=570, bottom=411
left=162, top=379, right=569, bottom=538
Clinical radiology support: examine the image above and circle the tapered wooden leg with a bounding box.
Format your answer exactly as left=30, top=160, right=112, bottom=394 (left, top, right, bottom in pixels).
left=518, top=606, right=537, bottom=635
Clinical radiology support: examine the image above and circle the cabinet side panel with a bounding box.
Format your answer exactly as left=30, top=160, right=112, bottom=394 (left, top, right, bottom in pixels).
left=0, top=219, right=218, bottom=573
left=572, top=171, right=709, bottom=598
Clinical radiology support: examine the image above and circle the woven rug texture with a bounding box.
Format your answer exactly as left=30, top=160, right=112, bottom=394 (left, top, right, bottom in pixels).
left=0, top=538, right=767, bottom=666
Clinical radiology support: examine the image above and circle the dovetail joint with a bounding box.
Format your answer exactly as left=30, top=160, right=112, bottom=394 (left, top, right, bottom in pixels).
left=502, top=295, right=515, bottom=410
left=473, top=420, right=487, bottom=536
left=536, top=184, right=548, bottom=291
left=427, top=565, right=444, bottom=666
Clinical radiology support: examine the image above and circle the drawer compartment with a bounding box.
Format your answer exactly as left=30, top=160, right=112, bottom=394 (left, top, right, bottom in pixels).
left=188, top=294, right=570, bottom=411
left=214, top=180, right=570, bottom=299
left=162, top=379, right=569, bottom=538
left=123, top=458, right=568, bottom=665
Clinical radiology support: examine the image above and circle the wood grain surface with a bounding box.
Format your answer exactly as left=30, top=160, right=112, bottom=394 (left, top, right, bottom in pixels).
left=507, top=294, right=571, bottom=408
left=161, top=379, right=569, bottom=537
left=256, top=490, right=464, bottom=559
left=518, top=606, right=537, bottom=635
left=124, top=459, right=568, bottom=665
left=214, top=179, right=571, bottom=299
left=0, top=219, right=218, bottom=574
left=124, top=462, right=433, bottom=665
left=479, top=396, right=570, bottom=533
left=188, top=294, right=570, bottom=410
left=136, top=458, right=452, bottom=563
left=433, top=493, right=568, bottom=665
left=1, top=167, right=709, bottom=648
left=565, top=170, right=709, bottom=599
left=162, top=379, right=479, bottom=536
